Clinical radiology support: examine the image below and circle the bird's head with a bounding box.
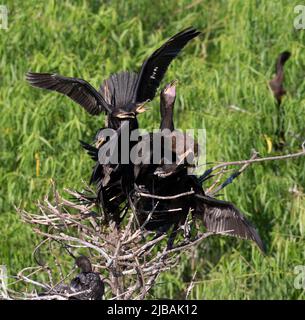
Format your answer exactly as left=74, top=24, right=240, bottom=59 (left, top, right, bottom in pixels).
left=161, top=80, right=177, bottom=108
left=94, top=128, right=104, bottom=148
left=111, top=99, right=150, bottom=120
left=134, top=99, right=150, bottom=114
left=75, top=255, right=92, bottom=273
left=112, top=109, right=136, bottom=120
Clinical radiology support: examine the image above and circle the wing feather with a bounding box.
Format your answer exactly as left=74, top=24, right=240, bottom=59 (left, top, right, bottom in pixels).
left=99, top=71, right=138, bottom=109
left=134, top=27, right=200, bottom=103
left=196, top=194, right=265, bottom=252
left=26, top=72, right=111, bottom=115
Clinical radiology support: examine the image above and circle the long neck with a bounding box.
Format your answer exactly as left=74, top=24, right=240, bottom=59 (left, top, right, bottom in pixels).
left=275, top=53, right=289, bottom=84
left=160, top=99, right=175, bottom=131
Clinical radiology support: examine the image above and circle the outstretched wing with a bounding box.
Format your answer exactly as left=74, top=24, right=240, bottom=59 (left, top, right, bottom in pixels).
left=134, top=27, right=200, bottom=103
left=26, top=72, right=111, bottom=115
left=196, top=194, right=265, bottom=252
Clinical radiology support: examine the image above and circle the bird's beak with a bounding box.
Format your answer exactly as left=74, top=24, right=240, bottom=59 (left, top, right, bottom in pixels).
left=164, top=80, right=178, bottom=95
left=95, top=137, right=105, bottom=149
left=170, top=79, right=178, bottom=87
left=115, top=111, right=136, bottom=119
left=135, top=99, right=150, bottom=114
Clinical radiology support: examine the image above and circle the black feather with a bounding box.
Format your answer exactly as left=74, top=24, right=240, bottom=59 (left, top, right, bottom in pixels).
left=195, top=194, right=265, bottom=252
left=99, top=71, right=138, bottom=109
left=79, top=140, right=98, bottom=161
left=26, top=72, right=111, bottom=115
left=134, top=27, right=201, bottom=103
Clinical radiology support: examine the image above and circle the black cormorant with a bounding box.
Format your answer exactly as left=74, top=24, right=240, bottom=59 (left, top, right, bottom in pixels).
left=69, top=255, right=104, bottom=300
left=133, top=82, right=265, bottom=252
left=53, top=27, right=201, bottom=224
left=26, top=27, right=200, bottom=132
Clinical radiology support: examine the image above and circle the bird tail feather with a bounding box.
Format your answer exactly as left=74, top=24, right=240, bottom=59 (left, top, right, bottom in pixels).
left=99, top=71, right=138, bottom=109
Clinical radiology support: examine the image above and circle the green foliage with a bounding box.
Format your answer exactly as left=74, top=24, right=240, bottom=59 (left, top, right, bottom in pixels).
left=1, top=0, right=305, bottom=299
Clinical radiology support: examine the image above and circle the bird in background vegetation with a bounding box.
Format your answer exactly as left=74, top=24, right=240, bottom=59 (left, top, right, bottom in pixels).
left=269, top=51, right=291, bottom=150
left=269, top=51, right=291, bottom=105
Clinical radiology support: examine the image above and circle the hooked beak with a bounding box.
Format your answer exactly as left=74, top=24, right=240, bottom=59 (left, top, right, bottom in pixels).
left=170, top=79, right=178, bottom=86
left=164, top=79, right=178, bottom=95
left=115, top=111, right=136, bottom=119
left=95, top=137, right=105, bottom=149
left=135, top=99, right=150, bottom=114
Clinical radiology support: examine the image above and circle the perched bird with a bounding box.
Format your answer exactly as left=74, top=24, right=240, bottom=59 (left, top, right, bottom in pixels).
left=156, top=80, right=198, bottom=177
left=58, top=27, right=201, bottom=224
left=134, top=80, right=197, bottom=180
left=26, top=27, right=264, bottom=252
left=69, top=256, right=105, bottom=300
left=26, top=27, right=200, bottom=132
left=41, top=255, right=104, bottom=300
left=132, top=82, right=264, bottom=252
left=132, top=81, right=198, bottom=244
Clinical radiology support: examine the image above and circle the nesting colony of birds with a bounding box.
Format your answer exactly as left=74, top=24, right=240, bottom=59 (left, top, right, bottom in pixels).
left=20, top=23, right=301, bottom=300
left=26, top=27, right=266, bottom=258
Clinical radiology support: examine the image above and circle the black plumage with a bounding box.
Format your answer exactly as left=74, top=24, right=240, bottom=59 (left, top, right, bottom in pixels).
left=133, top=81, right=264, bottom=252
left=26, top=73, right=112, bottom=115
left=26, top=27, right=200, bottom=130
left=134, top=28, right=201, bottom=103
left=69, top=256, right=105, bottom=300
left=40, top=255, right=105, bottom=300
left=75, top=28, right=200, bottom=224
left=194, top=194, right=265, bottom=252
left=27, top=26, right=265, bottom=253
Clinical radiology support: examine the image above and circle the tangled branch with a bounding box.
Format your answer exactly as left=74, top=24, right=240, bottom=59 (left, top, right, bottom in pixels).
left=1, top=141, right=304, bottom=300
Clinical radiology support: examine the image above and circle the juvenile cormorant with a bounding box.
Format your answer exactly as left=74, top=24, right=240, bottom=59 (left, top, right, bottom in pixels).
left=70, top=255, right=105, bottom=300
left=26, top=27, right=200, bottom=132
left=43, top=255, right=105, bottom=300
left=133, top=80, right=197, bottom=180
left=133, top=82, right=265, bottom=252
left=156, top=80, right=198, bottom=177
left=64, top=27, right=201, bottom=224
left=133, top=81, right=197, bottom=238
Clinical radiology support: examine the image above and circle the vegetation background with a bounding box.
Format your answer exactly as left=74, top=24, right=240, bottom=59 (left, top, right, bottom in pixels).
left=1, top=0, right=305, bottom=299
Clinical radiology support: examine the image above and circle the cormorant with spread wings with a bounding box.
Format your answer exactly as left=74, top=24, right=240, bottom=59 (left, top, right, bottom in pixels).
left=26, top=27, right=200, bottom=132
left=27, top=27, right=200, bottom=224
